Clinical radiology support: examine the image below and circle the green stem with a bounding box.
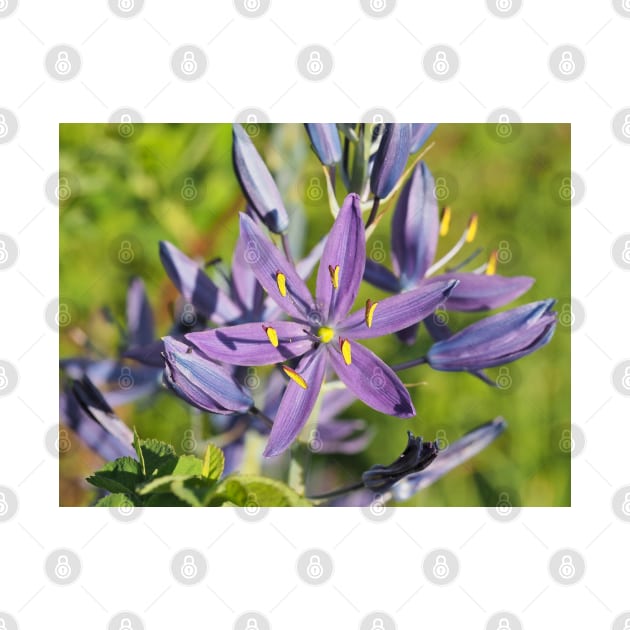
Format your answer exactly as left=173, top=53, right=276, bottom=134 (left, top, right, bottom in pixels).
left=391, top=356, right=427, bottom=371
left=307, top=479, right=366, bottom=501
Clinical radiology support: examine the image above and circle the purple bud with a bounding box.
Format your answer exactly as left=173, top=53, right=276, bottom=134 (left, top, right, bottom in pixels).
left=370, top=123, right=411, bottom=199
left=409, top=123, right=437, bottom=154
left=304, top=123, right=342, bottom=166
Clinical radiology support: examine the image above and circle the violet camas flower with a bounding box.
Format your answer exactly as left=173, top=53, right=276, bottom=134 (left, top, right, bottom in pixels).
left=409, top=123, right=437, bottom=154
left=305, top=123, right=342, bottom=166
left=425, top=300, right=557, bottom=372
left=365, top=160, right=534, bottom=344
left=185, top=193, right=458, bottom=457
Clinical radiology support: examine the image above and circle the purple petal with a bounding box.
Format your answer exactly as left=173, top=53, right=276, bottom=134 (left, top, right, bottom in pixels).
left=231, top=236, right=264, bottom=315
left=187, top=321, right=313, bottom=366
left=318, top=387, right=357, bottom=421
left=239, top=213, right=314, bottom=320
left=233, top=123, right=289, bottom=234
left=123, top=339, right=166, bottom=367
left=316, top=193, right=365, bottom=323
left=409, top=123, right=437, bottom=154
left=327, top=342, right=414, bottom=417
left=391, top=161, right=438, bottom=283
left=370, top=123, right=411, bottom=199
left=316, top=419, right=373, bottom=454
left=425, top=272, right=535, bottom=312
left=163, top=337, right=253, bottom=413
left=427, top=300, right=557, bottom=371
left=295, top=235, right=326, bottom=280
left=305, top=123, right=342, bottom=166
left=395, top=322, right=421, bottom=346
left=126, top=277, right=154, bottom=347
left=363, top=259, right=401, bottom=293
left=340, top=279, right=458, bottom=340
left=159, top=241, right=241, bottom=324
left=391, top=418, right=506, bottom=500
left=264, top=349, right=327, bottom=457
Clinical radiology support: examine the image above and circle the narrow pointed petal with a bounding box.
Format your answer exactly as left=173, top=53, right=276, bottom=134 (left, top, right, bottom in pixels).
left=409, top=123, right=437, bottom=154
left=295, top=235, right=326, bottom=280
left=391, top=418, right=506, bottom=500
left=327, top=342, right=414, bottom=417
left=427, top=300, right=557, bottom=371
left=316, top=193, right=365, bottom=322
left=231, top=236, right=264, bottom=314
left=163, top=337, right=253, bottom=413
left=370, top=123, right=411, bottom=199
left=316, top=419, right=373, bottom=454
left=233, top=123, right=289, bottom=233
left=363, top=259, right=401, bottom=293
left=391, top=161, right=439, bottom=283
left=239, top=213, right=314, bottom=320
left=159, top=241, right=241, bottom=324
left=126, top=277, right=154, bottom=347
left=187, top=321, right=313, bottom=366
left=264, top=350, right=327, bottom=457
left=305, top=123, right=342, bottom=166
left=123, top=339, right=165, bottom=367
left=339, top=279, right=458, bottom=340
left=425, top=272, right=534, bottom=312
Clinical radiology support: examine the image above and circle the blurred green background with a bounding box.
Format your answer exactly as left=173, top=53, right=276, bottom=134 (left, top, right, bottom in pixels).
left=59, top=123, right=570, bottom=507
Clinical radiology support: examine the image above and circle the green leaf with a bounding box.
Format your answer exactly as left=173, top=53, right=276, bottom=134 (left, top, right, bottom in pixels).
left=144, top=493, right=191, bottom=507
left=133, top=427, right=146, bottom=477
left=86, top=457, right=142, bottom=495
left=95, top=493, right=137, bottom=507
left=173, top=454, right=203, bottom=476
left=139, top=439, right=178, bottom=477
left=212, top=475, right=312, bottom=507
left=202, top=443, right=224, bottom=481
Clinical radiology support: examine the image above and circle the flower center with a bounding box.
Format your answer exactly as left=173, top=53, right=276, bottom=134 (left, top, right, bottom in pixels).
left=318, top=326, right=335, bottom=343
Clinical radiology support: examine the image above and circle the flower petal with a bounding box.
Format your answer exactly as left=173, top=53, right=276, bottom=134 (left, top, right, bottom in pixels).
left=162, top=337, right=253, bottom=413
left=316, top=193, right=365, bottom=323
left=233, top=123, right=289, bottom=233
left=340, top=279, right=458, bottom=340
left=231, top=236, right=264, bottom=315
left=239, top=213, right=314, bottom=320
left=363, top=259, right=401, bottom=293
left=264, top=349, right=327, bottom=457
left=187, top=321, right=313, bottom=366
left=126, top=277, right=154, bottom=347
left=327, top=342, right=414, bottom=417
left=159, top=241, right=241, bottom=324
left=391, top=161, right=439, bottom=283
left=409, top=123, right=437, bottom=154
left=370, top=123, right=411, bottom=199
left=425, top=272, right=535, bottom=312
left=305, top=123, right=342, bottom=166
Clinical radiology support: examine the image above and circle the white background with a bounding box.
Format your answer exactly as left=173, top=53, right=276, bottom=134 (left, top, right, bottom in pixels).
left=0, top=1, right=629, bottom=628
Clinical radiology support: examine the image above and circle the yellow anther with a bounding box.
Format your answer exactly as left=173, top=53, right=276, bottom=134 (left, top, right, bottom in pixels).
left=328, top=264, right=340, bottom=289
left=439, top=206, right=451, bottom=237
left=339, top=338, right=352, bottom=366
left=282, top=365, right=308, bottom=389
left=486, top=250, right=497, bottom=276
left=263, top=325, right=279, bottom=348
left=365, top=299, right=378, bottom=328
left=466, top=213, right=479, bottom=243
left=318, top=326, right=334, bottom=343
left=276, top=271, right=287, bottom=297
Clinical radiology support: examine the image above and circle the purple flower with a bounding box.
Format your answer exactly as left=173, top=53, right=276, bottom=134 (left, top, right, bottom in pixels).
left=232, top=123, right=289, bottom=234
left=365, top=160, right=534, bottom=344
left=409, top=123, right=437, bottom=154
left=162, top=337, right=254, bottom=414
left=370, top=123, right=411, bottom=199
left=305, top=123, right=342, bottom=166
left=187, top=193, right=458, bottom=457
left=426, top=300, right=557, bottom=372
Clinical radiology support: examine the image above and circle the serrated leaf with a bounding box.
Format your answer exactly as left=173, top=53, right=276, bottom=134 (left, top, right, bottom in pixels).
left=137, top=474, right=198, bottom=495
left=213, top=475, right=312, bottom=507
left=140, top=439, right=178, bottom=477
left=86, top=456, right=141, bottom=494
left=170, top=479, right=205, bottom=507
left=172, top=454, right=203, bottom=476
left=133, top=427, right=146, bottom=477
left=95, top=493, right=137, bottom=507
left=202, top=443, right=224, bottom=481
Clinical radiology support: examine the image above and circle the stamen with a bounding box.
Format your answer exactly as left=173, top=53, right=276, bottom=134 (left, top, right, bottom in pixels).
left=318, top=326, right=334, bottom=344
left=328, top=264, right=340, bottom=289
left=439, top=207, right=451, bottom=237
left=339, top=338, right=352, bottom=365
left=466, top=213, right=478, bottom=243
left=365, top=299, right=378, bottom=328
left=263, top=325, right=279, bottom=348
left=276, top=271, right=287, bottom=297
left=486, top=250, right=497, bottom=276
left=282, top=365, right=308, bottom=389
